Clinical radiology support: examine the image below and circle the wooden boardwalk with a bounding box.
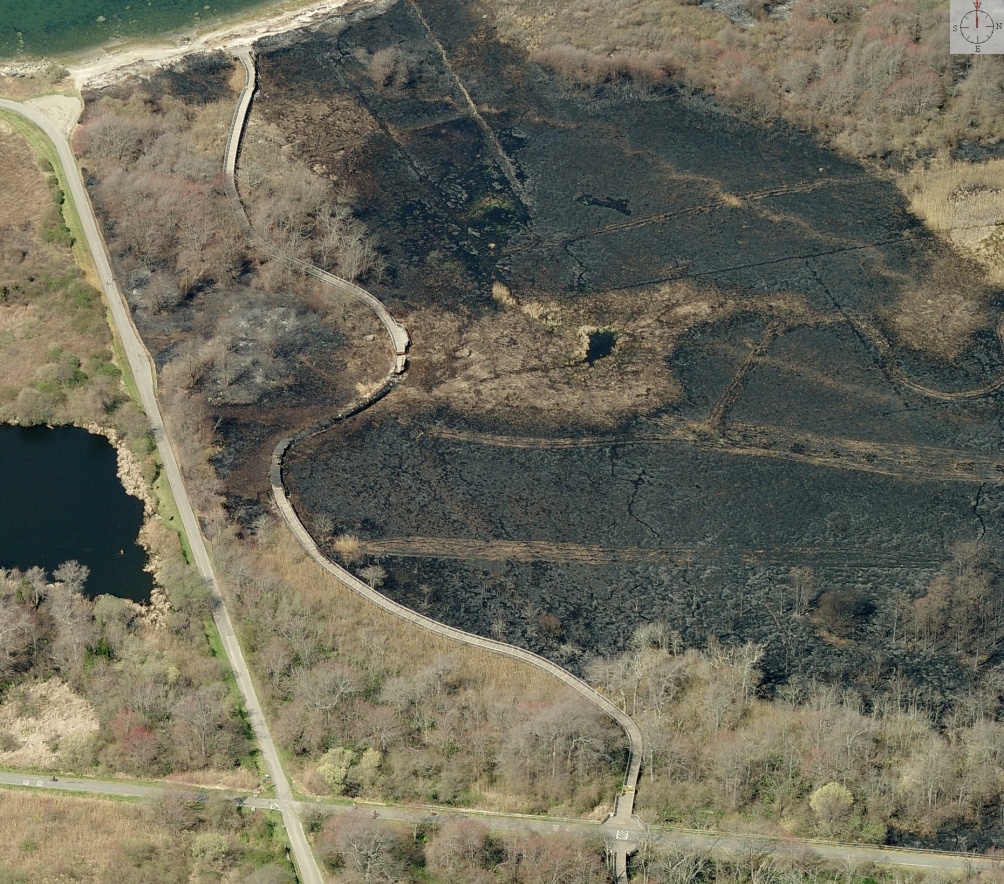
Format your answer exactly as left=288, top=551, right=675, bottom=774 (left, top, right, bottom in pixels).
left=224, top=45, right=644, bottom=879
left=225, top=47, right=409, bottom=370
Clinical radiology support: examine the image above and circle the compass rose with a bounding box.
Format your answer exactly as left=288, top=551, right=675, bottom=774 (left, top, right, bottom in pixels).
left=952, top=0, right=1004, bottom=52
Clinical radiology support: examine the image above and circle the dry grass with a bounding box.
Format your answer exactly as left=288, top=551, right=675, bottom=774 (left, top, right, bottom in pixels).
left=494, top=0, right=720, bottom=54
left=166, top=767, right=260, bottom=791
left=0, top=75, right=58, bottom=100
left=0, top=679, right=99, bottom=769
left=258, top=523, right=583, bottom=704
left=0, top=122, right=112, bottom=395
left=332, top=532, right=363, bottom=562
left=186, top=98, right=235, bottom=156
left=0, top=790, right=167, bottom=881
left=406, top=280, right=814, bottom=428
left=886, top=256, right=989, bottom=363
left=901, top=160, right=1004, bottom=284
left=0, top=122, right=49, bottom=227
left=491, top=279, right=517, bottom=307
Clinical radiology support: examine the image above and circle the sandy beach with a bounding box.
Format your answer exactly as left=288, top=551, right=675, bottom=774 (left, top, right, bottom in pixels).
left=64, top=0, right=358, bottom=90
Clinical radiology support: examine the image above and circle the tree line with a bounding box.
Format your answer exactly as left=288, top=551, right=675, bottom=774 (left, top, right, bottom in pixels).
left=498, top=0, right=986, bottom=163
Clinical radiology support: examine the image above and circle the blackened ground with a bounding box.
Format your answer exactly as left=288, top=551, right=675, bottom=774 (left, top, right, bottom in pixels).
left=263, top=0, right=1004, bottom=710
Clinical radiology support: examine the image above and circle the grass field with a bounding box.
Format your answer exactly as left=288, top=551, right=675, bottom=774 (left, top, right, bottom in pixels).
left=0, top=788, right=294, bottom=882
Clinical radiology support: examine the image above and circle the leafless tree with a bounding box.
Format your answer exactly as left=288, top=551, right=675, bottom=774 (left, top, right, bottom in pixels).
left=316, top=814, right=408, bottom=881
left=292, top=661, right=361, bottom=726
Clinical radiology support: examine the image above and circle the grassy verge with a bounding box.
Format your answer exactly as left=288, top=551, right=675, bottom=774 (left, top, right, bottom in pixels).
left=153, top=467, right=195, bottom=563
left=0, top=108, right=95, bottom=284
left=0, top=768, right=171, bottom=791
left=0, top=103, right=151, bottom=421
left=109, top=331, right=142, bottom=403
left=0, top=783, right=143, bottom=805
left=203, top=616, right=270, bottom=793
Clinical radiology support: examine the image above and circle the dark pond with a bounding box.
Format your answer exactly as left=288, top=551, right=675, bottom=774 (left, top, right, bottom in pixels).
left=0, top=424, right=152, bottom=602
left=585, top=329, right=616, bottom=365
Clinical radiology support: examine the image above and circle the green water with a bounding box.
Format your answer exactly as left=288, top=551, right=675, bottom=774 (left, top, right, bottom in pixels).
left=0, top=0, right=278, bottom=58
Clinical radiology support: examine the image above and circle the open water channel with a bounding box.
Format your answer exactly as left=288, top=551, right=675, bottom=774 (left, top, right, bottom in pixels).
left=0, top=425, right=151, bottom=601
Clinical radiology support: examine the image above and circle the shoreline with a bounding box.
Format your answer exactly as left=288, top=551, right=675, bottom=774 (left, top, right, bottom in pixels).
left=3, top=0, right=361, bottom=91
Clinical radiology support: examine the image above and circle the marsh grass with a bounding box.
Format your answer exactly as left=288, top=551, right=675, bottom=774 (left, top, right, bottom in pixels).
left=902, top=159, right=1004, bottom=284
left=257, top=523, right=577, bottom=700
left=889, top=284, right=987, bottom=363
left=0, top=790, right=167, bottom=881
left=332, top=532, right=363, bottom=562
left=888, top=161, right=1004, bottom=360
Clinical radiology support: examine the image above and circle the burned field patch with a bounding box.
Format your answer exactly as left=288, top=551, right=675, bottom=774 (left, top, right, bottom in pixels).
left=286, top=388, right=1004, bottom=696
left=79, top=54, right=391, bottom=510
left=260, top=0, right=1004, bottom=700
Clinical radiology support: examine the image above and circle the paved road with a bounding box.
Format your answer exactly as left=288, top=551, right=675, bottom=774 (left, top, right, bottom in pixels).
left=3, top=771, right=1001, bottom=876
left=0, top=99, right=325, bottom=884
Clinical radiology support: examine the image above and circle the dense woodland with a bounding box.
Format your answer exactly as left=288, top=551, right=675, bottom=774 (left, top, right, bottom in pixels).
left=221, top=517, right=625, bottom=814
left=0, top=551, right=252, bottom=776
left=314, top=816, right=611, bottom=883
left=301, top=812, right=948, bottom=883
left=593, top=616, right=1004, bottom=843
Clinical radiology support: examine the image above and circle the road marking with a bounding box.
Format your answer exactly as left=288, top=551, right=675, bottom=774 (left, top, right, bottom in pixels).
left=22, top=780, right=29, bottom=786
left=35, top=781, right=43, bottom=787
left=616, top=830, right=630, bottom=841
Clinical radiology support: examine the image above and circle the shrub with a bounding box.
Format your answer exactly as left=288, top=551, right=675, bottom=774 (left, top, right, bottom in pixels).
left=12, top=387, right=55, bottom=425
left=190, top=832, right=230, bottom=863
left=810, top=782, right=854, bottom=831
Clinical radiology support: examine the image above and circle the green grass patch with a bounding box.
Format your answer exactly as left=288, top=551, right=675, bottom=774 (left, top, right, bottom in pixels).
left=153, top=469, right=194, bottom=564
left=108, top=333, right=141, bottom=404
left=203, top=617, right=265, bottom=787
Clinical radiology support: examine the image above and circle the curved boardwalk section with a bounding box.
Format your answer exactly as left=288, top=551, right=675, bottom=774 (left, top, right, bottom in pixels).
left=225, top=47, right=409, bottom=371
left=270, top=438, right=644, bottom=806
left=224, top=42, right=643, bottom=877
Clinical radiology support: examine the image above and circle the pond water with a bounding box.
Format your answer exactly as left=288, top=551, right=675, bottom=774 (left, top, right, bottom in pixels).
left=0, top=424, right=152, bottom=602
left=585, top=329, right=616, bottom=365
left=0, top=0, right=278, bottom=58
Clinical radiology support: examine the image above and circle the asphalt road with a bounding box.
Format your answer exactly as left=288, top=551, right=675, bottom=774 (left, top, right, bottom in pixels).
left=3, top=771, right=1000, bottom=876
left=0, top=99, right=325, bottom=884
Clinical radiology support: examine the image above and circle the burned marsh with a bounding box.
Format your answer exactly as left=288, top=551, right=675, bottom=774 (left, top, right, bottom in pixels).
left=250, top=0, right=1004, bottom=705
left=79, top=0, right=1002, bottom=704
